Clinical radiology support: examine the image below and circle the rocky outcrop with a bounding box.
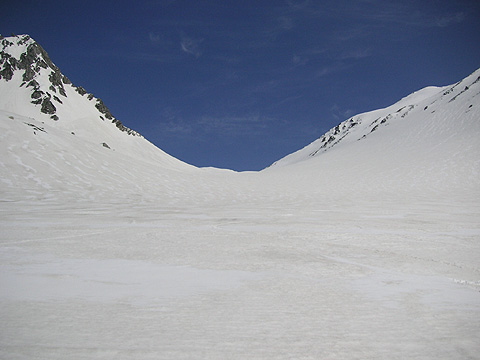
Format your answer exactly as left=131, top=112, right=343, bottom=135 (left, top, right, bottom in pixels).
left=75, top=86, right=87, bottom=95
left=95, top=98, right=114, bottom=120
left=41, top=98, right=56, bottom=114
left=0, top=34, right=142, bottom=137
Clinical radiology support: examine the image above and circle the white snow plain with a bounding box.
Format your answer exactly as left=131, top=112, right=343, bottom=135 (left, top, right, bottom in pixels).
left=1, top=190, right=479, bottom=359
left=1, top=61, right=480, bottom=358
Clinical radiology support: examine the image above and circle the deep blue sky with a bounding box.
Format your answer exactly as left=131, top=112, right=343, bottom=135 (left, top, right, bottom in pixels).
left=2, top=1, right=480, bottom=170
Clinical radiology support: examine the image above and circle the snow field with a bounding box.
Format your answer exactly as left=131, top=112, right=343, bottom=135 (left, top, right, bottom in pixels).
left=1, top=196, right=479, bottom=359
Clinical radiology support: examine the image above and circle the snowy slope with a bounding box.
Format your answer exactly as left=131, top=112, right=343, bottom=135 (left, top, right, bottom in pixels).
left=270, top=70, right=480, bottom=168
left=1, top=35, right=480, bottom=360
left=0, top=35, right=193, bottom=173
left=264, top=69, right=480, bottom=203
left=0, top=35, right=224, bottom=203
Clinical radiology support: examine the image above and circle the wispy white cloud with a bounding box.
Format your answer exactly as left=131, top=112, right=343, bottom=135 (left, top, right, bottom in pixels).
left=332, top=26, right=370, bottom=42
left=315, top=67, right=332, bottom=78
left=86, top=45, right=183, bottom=63
left=158, top=106, right=277, bottom=137
left=159, top=108, right=192, bottom=134
left=277, top=16, right=294, bottom=31
left=337, top=48, right=371, bottom=60
left=315, top=64, right=345, bottom=78
left=164, top=121, right=192, bottom=134
left=292, top=54, right=307, bottom=66
left=435, top=12, right=465, bottom=28
left=148, top=32, right=161, bottom=43
left=250, top=79, right=283, bottom=94
left=263, top=15, right=295, bottom=41
left=339, top=1, right=467, bottom=29
left=199, top=114, right=275, bottom=135
left=330, top=103, right=355, bottom=121
left=280, top=0, right=468, bottom=32
left=291, top=46, right=327, bottom=66
left=180, top=34, right=204, bottom=58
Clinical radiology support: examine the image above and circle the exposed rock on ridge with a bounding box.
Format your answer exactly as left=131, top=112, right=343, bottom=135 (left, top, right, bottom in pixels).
left=0, top=34, right=140, bottom=136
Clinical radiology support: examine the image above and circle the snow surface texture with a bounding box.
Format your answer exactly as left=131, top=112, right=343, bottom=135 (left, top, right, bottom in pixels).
left=1, top=35, right=480, bottom=359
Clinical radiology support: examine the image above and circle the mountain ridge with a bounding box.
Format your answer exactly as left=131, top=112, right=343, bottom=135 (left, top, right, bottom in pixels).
left=268, top=68, right=480, bottom=168
left=0, top=34, right=478, bottom=205
left=0, top=34, right=139, bottom=136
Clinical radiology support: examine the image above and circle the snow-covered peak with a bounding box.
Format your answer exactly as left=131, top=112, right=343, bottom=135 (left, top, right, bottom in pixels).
left=268, top=68, right=480, bottom=168
left=0, top=34, right=196, bottom=183
left=0, top=34, right=36, bottom=60
left=0, top=34, right=139, bottom=135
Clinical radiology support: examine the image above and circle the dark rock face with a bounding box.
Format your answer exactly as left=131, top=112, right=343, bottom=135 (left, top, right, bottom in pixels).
left=20, top=41, right=56, bottom=73
left=1, top=35, right=65, bottom=119
left=0, top=60, right=14, bottom=80
left=31, top=90, right=43, bottom=99
left=23, top=65, right=36, bottom=82
left=49, top=69, right=67, bottom=96
left=308, top=116, right=363, bottom=157
left=41, top=98, right=56, bottom=114
left=94, top=98, right=140, bottom=135
left=95, top=98, right=114, bottom=120
left=75, top=86, right=87, bottom=95
left=113, top=118, right=132, bottom=134
left=26, top=79, right=39, bottom=88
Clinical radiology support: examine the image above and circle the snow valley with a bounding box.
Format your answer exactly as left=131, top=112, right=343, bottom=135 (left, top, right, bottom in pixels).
left=1, top=34, right=479, bottom=359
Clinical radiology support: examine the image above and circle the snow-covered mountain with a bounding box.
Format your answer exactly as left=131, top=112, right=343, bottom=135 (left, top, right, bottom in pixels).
left=0, top=34, right=198, bottom=169
left=0, top=34, right=207, bottom=203
left=269, top=70, right=480, bottom=168
left=263, top=67, right=480, bottom=203
left=1, top=34, right=479, bottom=205
left=1, top=35, right=480, bottom=360
left=0, top=34, right=138, bottom=134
